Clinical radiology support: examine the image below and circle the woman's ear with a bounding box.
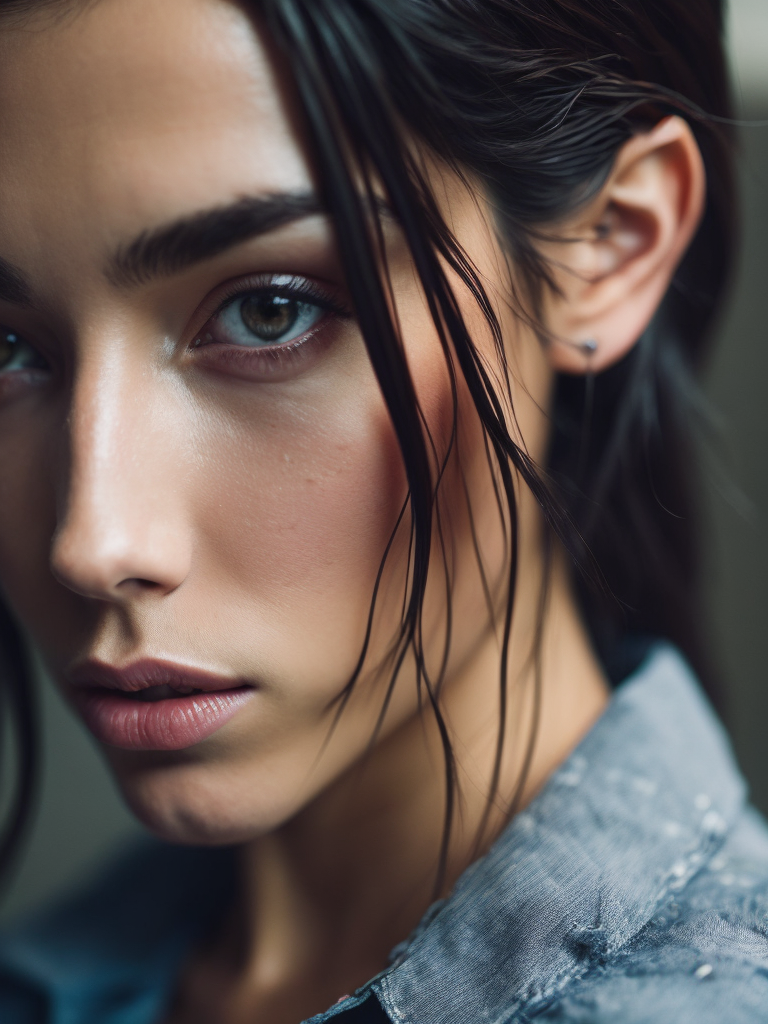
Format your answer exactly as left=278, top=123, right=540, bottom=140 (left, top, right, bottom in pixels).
left=539, top=116, right=706, bottom=374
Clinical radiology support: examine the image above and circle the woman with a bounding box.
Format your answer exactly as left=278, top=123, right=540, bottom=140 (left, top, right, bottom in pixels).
left=0, top=0, right=765, bottom=1021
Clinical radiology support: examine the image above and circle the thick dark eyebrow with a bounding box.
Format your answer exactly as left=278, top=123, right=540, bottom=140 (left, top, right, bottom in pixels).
left=0, top=256, right=32, bottom=307
left=107, top=192, right=327, bottom=288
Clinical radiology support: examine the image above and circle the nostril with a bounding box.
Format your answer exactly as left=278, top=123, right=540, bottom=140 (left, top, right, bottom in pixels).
left=114, top=577, right=175, bottom=597
left=50, top=546, right=184, bottom=600
left=50, top=511, right=191, bottom=601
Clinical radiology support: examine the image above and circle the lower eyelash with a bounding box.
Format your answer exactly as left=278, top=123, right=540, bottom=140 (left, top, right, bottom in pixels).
left=191, top=312, right=341, bottom=380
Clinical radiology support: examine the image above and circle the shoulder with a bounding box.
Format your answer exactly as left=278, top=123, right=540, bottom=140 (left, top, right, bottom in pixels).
left=537, top=806, right=768, bottom=1024
left=0, top=840, right=234, bottom=1018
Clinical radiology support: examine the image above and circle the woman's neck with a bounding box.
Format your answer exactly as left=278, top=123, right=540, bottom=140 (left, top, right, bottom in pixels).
left=169, top=554, right=609, bottom=1024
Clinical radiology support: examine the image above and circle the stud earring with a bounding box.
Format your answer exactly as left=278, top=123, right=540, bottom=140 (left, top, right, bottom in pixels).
left=560, top=337, right=598, bottom=359
left=577, top=340, right=597, bottom=482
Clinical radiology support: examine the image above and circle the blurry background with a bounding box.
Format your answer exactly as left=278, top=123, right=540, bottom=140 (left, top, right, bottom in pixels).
left=2, top=0, right=768, bottom=925
left=705, top=0, right=768, bottom=839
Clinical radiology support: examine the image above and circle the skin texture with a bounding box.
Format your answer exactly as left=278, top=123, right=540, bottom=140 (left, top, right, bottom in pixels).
left=0, top=1, right=705, bottom=1021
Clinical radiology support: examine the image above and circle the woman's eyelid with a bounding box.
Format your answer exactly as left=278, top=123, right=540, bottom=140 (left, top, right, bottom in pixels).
left=213, top=273, right=348, bottom=319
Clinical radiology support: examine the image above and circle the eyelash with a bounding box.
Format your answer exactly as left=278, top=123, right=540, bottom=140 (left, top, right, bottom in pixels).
left=0, top=274, right=350, bottom=393
left=190, top=274, right=351, bottom=377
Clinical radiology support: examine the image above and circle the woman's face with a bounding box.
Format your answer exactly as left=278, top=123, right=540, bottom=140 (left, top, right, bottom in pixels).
left=0, top=0, right=550, bottom=842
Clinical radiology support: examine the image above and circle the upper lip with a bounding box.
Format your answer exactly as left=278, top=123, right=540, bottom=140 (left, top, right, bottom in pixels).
left=67, top=658, right=249, bottom=694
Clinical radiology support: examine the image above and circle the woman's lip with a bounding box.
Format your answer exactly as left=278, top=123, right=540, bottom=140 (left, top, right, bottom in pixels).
left=71, top=686, right=256, bottom=751
left=66, top=658, right=256, bottom=751
left=67, top=657, right=248, bottom=694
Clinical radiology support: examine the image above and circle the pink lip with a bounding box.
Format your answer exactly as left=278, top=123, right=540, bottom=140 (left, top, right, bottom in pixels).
left=67, top=658, right=256, bottom=751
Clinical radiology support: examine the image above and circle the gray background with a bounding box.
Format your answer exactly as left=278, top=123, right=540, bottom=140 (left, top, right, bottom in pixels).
left=2, top=0, right=768, bottom=926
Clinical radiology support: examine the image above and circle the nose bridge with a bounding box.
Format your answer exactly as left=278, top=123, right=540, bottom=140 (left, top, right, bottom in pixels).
left=51, top=343, right=191, bottom=600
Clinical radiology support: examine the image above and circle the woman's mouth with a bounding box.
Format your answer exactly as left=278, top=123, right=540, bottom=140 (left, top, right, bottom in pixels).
left=66, top=659, right=257, bottom=751
left=124, top=683, right=206, bottom=702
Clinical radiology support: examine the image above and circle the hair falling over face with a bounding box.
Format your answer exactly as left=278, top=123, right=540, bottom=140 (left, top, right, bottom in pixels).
left=0, top=0, right=736, bottom=899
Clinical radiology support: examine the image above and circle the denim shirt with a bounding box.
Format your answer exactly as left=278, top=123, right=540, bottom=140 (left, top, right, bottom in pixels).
left=3, top=646, right=768, bottom=1023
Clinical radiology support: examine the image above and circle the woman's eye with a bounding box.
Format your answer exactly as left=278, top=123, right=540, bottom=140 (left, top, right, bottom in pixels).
left=190, top=276, right=349, bottom=380
left=205, top=291, right=326, bottom=349
left=0, top=329, right=47, bottom=373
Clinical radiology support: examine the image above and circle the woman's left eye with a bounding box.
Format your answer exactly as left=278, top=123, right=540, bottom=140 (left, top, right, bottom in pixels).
left=0, top=329, right=48, bottom=374
left=200, top=289, right=326, bottom=349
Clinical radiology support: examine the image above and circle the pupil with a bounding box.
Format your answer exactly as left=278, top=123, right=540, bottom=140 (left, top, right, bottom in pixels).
left=240, top=294, right=298, bottom=341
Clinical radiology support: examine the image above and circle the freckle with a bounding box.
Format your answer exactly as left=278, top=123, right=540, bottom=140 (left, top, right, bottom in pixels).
left=694, top=963, right=714, bottom=980
left=694, top=793, right=711, bottom=811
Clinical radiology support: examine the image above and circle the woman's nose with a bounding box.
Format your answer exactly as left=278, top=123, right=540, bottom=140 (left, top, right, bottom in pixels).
left=49, top=361, right=192, bottom=603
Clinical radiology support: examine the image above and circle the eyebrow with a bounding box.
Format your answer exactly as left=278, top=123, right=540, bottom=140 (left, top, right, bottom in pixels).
left=0, top=191, right=395, bottom=305
left=0, top=257, right=32, bottom=307
left=107, top=192, right=327, bottom=288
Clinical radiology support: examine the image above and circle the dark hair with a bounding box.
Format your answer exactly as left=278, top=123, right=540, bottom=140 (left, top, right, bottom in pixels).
left=0, top=0, right=736, bottom=889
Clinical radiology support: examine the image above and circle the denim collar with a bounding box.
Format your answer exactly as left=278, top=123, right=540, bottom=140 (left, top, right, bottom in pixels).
left=1, top=647, right=746, bottom=1024
left=334, top=646, right=745, bottom=1024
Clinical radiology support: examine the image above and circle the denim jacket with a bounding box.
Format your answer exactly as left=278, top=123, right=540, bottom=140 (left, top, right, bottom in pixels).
left=2, top=646, right=768, bottom=1023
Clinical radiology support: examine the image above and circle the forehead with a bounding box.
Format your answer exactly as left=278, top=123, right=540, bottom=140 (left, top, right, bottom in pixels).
left=0, top=0, right=311, bottom=269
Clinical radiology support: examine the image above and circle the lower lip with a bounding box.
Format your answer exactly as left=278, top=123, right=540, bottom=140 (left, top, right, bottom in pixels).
left=73, top=687, right=256, bottom=751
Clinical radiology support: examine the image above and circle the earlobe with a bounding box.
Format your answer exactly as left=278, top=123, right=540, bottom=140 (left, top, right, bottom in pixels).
left=540, top=116, right=707, bottom=375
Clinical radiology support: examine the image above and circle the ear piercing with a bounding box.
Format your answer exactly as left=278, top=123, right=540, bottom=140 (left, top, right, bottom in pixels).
left=557, top=337, right=598, bottom=363
left=560, top=337, right=598, bottom=358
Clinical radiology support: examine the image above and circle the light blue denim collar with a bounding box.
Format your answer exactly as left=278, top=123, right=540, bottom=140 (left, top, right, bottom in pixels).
left=327, top=647, right=746, bottom=1023
left=0, top=647, right=746, bottom=1024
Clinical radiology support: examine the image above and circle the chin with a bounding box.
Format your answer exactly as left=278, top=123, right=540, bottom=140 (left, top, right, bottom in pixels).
left=106, top=753, right=295, bottom=847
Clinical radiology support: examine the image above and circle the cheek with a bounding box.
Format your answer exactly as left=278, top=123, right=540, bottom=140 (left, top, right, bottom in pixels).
left=189, top=372, right=408, bottom=675
left=104, top=376, right=415, bottom=840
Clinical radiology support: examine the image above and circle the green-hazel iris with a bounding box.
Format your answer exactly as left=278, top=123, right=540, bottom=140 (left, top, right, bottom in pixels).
left=240, top=294, right=300, bottom=343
